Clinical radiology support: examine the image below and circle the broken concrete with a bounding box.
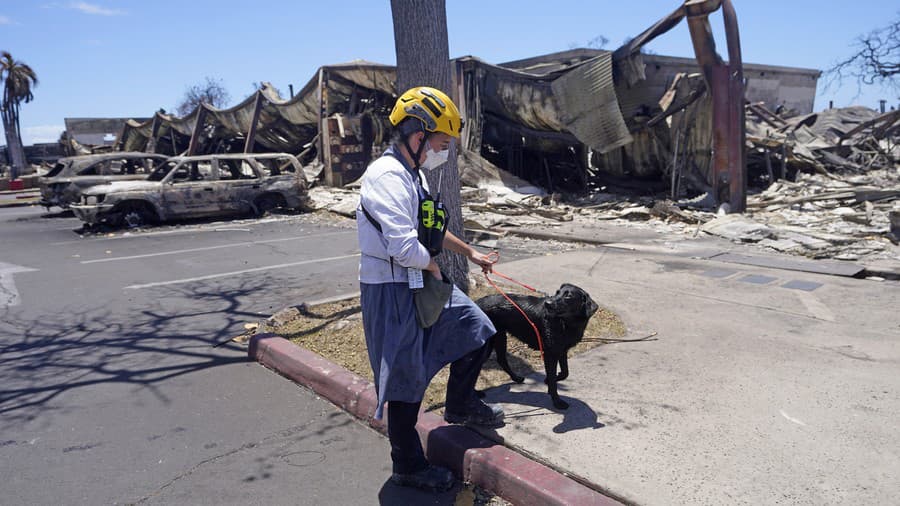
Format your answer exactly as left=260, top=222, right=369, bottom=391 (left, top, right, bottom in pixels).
left=701, top=215, right=777, bottom=242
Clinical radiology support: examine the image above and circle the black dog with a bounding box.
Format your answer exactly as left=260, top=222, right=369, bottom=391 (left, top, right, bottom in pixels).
left=476, top=283, right=599, bottom=410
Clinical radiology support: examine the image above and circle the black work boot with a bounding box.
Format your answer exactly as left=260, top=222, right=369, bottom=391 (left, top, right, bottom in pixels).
left=390, top=464, right=455, bottom=492
left=444, top=343, right=504, bottom=428
left=444, top=399, right=505, bottom=428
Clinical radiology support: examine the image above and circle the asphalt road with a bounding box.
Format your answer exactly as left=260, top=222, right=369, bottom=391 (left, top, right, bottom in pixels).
left=0, top=208, right=475, bottom=505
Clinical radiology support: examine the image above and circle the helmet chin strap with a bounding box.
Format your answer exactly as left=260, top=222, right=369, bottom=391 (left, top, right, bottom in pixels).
left=403, top=132, right=430, bottom=177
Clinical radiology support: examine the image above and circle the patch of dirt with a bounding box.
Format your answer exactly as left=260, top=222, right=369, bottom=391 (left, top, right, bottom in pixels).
left=259, top=279, right=626, bottom=413
left=455, top=481, right=513, bottom=505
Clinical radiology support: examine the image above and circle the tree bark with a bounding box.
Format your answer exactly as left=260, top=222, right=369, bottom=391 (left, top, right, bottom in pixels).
left=11, top=103, right=26, bottom=178
left=1, top=103, right=26, bottom=179
left=390, top=0, right=470, bottom=292
left=1, top=107, right=13, bottom=167
left=1, top=108, right=24, bottom=179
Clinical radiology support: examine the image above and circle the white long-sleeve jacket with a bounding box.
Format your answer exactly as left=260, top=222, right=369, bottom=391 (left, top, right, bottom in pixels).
left=356, top=151, right=432, bottom=284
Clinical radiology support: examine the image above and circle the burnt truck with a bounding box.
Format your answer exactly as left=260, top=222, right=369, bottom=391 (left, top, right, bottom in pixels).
left=70, top=153, right=311, bottom=228
left=39, top=152, right=170, bottom=209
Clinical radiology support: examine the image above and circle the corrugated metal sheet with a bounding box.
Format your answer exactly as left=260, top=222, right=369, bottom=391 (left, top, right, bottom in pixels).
left=119, top=62, right=395, bottom=154
left=551, top=53, right=633, bottom=154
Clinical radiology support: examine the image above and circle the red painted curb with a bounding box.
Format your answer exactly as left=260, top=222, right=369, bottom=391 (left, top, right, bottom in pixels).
left=249, top=333, right=622, bottom=506
left=250, top=333, right=373, bottom=418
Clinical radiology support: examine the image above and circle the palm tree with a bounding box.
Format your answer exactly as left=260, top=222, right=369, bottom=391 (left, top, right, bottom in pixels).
left=1, top=51, right=38, bottom=180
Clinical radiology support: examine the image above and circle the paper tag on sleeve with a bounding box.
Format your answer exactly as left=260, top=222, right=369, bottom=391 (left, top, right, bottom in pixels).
left=408, top=268, right=424, bottom=289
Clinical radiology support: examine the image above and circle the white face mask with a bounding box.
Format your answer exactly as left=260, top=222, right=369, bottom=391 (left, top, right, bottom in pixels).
left=422, top=147, right=450, bottom=171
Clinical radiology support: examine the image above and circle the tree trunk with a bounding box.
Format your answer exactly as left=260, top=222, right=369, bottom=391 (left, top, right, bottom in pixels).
left=1, top=102, right=26, bottom=180
left=390, top=0, right=471, bottom=292
left=1, top=107, right=14, bottom=168
left=9, top=103, right=27, bottom=179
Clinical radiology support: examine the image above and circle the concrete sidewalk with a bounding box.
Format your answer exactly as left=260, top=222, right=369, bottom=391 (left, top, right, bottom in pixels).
left=480, top=243, right=899, bottom=505
left=251, top=223, right=899, bottom=505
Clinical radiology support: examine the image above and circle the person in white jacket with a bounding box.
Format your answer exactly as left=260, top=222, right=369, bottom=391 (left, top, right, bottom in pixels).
left=357, top=86, right=502, bottom=492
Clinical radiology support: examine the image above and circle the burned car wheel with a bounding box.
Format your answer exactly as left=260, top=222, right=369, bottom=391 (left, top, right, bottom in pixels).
left=118, top=202, right=157, bottom=228
left=255, top=194, right=287, bottom=216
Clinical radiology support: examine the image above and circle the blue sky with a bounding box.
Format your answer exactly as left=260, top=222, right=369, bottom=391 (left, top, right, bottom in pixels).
left=1, top=1, right=897, bottom=145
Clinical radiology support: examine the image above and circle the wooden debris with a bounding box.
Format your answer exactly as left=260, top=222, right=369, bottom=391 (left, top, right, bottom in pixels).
left=651, top=200, right=704, bottom=223
left=617, top=206, right=653, bottom=220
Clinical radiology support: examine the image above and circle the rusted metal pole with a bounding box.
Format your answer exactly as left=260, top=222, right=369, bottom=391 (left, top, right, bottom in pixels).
left=146, top=114, right=161, bottom=153
left=709, top=65, right=731, bottom=206
left=243, top=92, right=264, bottom=153
left=721, top=0, right=746, bottom=212
left=685, top=0, right=722, bottom=81
left=685, top=0, right=745, bottom=212
left=318, top=68, right=327, bottom=168
left=113, top=122, right=128, bottom=152
left=187, top=105, right=208, bottom=156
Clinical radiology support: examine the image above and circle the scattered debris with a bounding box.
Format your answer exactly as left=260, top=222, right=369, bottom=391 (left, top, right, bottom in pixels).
left=214, top=322, right=259, bottom=348
left=307, top=186, right=360, bottom=217
left=701, top=215, right=777, bottom=242
left=745, top=105, right=899, bottom=186
left=307, top=144, right=897, bottom=264
left=266, top=306, right=304, bottom=329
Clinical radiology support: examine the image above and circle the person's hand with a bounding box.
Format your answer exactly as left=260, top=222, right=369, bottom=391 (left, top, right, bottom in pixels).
left=469, top=249, right=498, bottom=274
left=426, top=259, right=442, bottom=280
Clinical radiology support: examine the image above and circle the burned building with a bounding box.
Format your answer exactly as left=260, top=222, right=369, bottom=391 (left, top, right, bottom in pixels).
left=116, top=64, right=397, bottom=187
left=24, top=142, right=66, bottom=164
left=116, top=49, right=817, bottom=194
left=466, top=48, right=819, bottom=198
left=65, top=117, right=149, bottom=150
left=116, top=0, right=830, bottom=218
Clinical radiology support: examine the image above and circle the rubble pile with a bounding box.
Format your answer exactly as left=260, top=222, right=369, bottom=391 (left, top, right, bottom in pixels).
left=307, top=186, right=360, bottom=219
left=738, top=170, right=900, bottom=260
left=745, top=105, right=899, bottom=183
left=306, top=104, right=898, bottom=265
left=309, top=166, right=898, bottom=264
left=734, top=105, right=900, bottom=260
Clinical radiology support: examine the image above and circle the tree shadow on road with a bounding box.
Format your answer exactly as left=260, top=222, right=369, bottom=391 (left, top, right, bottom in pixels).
left=0, top=276, right=285, bottom=432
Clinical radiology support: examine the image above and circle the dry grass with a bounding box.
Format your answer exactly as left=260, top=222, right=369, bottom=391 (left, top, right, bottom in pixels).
left=259, top=281, right=626, bottom=413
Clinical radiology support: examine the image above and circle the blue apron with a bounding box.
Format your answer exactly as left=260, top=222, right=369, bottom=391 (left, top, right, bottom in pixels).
left=360, top=281, right=495, bottom=419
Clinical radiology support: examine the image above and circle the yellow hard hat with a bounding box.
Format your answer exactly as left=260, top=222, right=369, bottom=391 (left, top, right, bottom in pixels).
left=389, top=86, right=463, bottom=138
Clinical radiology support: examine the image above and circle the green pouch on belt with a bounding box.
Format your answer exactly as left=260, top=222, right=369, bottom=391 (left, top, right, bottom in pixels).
left=414, top=271, right=453, bottom=328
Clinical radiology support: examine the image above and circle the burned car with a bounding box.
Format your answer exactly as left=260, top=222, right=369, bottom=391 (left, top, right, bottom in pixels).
left=39, top=152, right=169, bottom=209
left=70, top=153, right=311, bottom=228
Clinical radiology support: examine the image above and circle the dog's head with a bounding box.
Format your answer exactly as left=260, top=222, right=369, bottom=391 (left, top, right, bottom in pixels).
left=543, top=283, right=599, bottom=320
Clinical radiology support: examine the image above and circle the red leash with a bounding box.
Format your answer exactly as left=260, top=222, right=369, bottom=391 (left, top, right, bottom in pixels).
left=488, top=270, right=539, bottom=293
left=482, top=251, right=545, bottom=362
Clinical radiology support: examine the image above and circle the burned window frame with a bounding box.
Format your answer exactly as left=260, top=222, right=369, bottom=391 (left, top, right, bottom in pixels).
left=168, top=160, right=214, bottom=184
left=214, top=157, right=260, bottom=181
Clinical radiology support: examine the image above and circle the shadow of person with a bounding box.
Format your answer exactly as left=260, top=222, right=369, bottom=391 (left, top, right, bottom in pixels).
left=480, top=382, right=606, bottom=434
left=378, top=477, right=460, bottom=505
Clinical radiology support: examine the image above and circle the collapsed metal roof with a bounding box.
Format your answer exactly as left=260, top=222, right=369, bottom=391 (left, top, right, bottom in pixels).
left=118, top=50, right=817, bottom=155
left=117, top=54, right=638, bottom=160
left=118, top=61, right=395, bottom=155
